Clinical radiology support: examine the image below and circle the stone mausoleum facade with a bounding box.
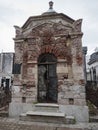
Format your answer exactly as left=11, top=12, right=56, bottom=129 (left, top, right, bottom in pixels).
left=9, top=2, right=89, bottom=122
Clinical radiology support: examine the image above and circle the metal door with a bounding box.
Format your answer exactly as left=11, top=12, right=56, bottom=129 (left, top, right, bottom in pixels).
left=38, top=53, right=57, bottom=103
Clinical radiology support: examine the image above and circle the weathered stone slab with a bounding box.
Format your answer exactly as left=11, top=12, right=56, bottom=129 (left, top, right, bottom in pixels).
left=35, top=103, right=59, bottom=112
left=59, top=105, right=89, bottom=123
left=26, top=111, right=65, bottom=117
left=20, top=111, right=66, bottom=124
left=66, top=116, right=75, bottom=124
left=9, top=102, right=33, bottom=117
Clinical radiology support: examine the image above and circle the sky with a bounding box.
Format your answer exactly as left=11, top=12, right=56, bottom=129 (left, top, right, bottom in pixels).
left=0, top=0, right=98, bottom=55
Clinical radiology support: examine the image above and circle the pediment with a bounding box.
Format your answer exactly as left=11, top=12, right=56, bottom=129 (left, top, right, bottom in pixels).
left=25, top=21, right=73, bottom=38
left=14, top=19, right=82, bottom=39
left=22, top=13, right=75, bottom=30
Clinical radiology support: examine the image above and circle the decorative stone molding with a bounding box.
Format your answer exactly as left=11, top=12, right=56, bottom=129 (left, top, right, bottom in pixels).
left=73, top=19, right=82, bottom=32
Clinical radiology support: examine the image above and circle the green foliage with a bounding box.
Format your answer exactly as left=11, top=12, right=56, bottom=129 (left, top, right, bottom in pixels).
left=87, top=100, right=97, bottom=115
left=32, top=101, right=38, bottom=104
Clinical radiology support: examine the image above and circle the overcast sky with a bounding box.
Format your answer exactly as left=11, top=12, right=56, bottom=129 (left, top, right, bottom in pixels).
left=0, top=0, right=98, bottom=55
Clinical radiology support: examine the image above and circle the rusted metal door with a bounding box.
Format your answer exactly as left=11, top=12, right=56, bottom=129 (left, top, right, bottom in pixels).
left=38, top=53, right=57, bottom=103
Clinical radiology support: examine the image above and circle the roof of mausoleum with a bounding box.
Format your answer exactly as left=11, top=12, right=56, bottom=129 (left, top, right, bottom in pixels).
left=22, top=1, right=75, bottom=29
left=42, top=1, right=57, bottom=15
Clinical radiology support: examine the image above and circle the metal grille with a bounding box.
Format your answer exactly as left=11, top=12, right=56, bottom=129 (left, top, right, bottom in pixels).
left=38, top=53, right=58, bottom=103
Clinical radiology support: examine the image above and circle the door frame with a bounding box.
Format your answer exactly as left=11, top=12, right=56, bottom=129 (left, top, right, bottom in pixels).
left=37, top=53, right=58, bottom=103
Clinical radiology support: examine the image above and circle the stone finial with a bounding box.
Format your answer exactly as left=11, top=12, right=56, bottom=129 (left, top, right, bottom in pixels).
left=14, top=25, right=22, bottom=36
left=49, top=1, right=53, bottom=9
left=42, top=1, right=56, bottom=15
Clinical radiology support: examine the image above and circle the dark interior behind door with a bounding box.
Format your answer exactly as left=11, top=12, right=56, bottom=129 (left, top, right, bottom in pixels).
left=38, top=53, right=58, bottom=103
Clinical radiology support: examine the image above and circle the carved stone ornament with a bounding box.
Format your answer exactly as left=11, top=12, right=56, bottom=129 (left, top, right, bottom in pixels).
left=30, top=22, right=72, bottom=38
left=14, top=25, right=22, bottom=36
left=41, top=28, right=54, bottom=45
left=73, top=19, right=82, bottom=32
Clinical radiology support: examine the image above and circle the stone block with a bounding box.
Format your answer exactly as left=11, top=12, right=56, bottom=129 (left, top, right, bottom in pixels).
left=12, top=97, right=22, bottom=103
left=9, top=102, right=33, bottom=117
left=74, top=99, right=86, bottom=105
left=65, top=116, right=75, bottom=124
left=64, top=92, right=74, bottom=99
left=59, top=105, right=89, bottom=122
left=58, top=99, right=69, bottom=105
left=57, top=128, right=83, bottom=130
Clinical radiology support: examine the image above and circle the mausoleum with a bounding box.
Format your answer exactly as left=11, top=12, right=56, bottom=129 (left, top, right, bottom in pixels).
left=9, top=1, right=89, bottom=123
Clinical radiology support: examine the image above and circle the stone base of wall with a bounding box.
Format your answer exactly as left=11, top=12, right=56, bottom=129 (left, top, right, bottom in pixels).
left=9, top=102, right=89, bottom=123
left=59, top=105, right=89, bottom=122
left=11, top=85, right=37, bottom=103
left=9, top=102, right=34, bottom=117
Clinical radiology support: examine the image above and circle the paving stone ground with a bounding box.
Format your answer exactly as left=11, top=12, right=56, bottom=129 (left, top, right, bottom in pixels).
left=0, top=117, right=98, bottom=130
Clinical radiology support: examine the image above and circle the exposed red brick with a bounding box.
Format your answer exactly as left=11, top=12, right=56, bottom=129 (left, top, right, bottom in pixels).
left=76, top=54, right=83, bottom=65
left=79, top=79, right=85, bottom=85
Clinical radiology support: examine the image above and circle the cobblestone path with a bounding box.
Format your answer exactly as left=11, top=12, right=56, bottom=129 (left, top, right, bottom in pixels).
left=0, top=117, right=98, bottom=130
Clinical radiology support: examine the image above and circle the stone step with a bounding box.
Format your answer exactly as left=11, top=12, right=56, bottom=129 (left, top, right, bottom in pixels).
left=20, top=111, right=75, bottom=124
left=34, top=103, right=59, bottom=112
left=89, top=116, right=98, bottom=122
left=27, top=111, right=64, bottom=117
left=0, top=111, right=8, bottom=117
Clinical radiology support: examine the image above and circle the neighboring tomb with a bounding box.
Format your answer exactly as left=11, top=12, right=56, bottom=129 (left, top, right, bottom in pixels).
left=9, top=1, right=89, bottom=122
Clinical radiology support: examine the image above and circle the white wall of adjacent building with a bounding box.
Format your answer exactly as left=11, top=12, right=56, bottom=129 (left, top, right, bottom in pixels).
left=0, top=53, right=14, bottom=88
left=86, top=51, right=98, bottom=83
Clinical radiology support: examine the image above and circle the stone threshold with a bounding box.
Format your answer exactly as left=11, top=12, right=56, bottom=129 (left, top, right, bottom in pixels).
left=26, top=111, right=65, bottom=117
left=35, top=103, right=59, bottom=107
